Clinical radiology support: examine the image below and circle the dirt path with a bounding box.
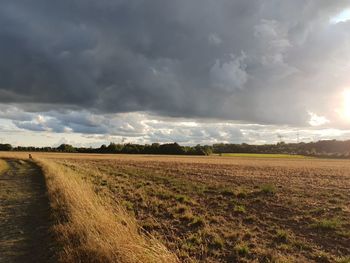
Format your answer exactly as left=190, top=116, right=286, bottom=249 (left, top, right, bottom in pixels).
left=0, top=159, right=55, bottom=263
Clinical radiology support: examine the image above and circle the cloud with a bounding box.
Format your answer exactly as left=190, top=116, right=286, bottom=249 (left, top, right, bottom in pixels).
left=330, top=8, right=350, bottom=24
left=210, top=53, right=248, bottom=92
left=308, top=112, right=330, bottom=127
left=2, top=105, right=350, bottom=148
left=208, top=33, right=223, bottom=46
left=0, top=0, right=350, bottom=135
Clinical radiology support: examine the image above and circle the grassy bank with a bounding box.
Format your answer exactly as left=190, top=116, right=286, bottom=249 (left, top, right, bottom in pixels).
left=36, top=158, right=178, bottom=263
left=0, top=159, right=9, bottom=174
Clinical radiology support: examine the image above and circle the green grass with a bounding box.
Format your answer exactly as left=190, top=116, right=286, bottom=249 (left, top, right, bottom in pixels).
left=234, top=204, right=246, bottom=213
left=336, top=256, right=350, bottom=263
left=234, top=243, right=250, bottom=256
left=260, top=184, right=277, bottom=195
left=220, top=153, right=309, bottom=159
left=312, top=218, right=342, bottom=231
left=275, top=229, right=289, bottom=243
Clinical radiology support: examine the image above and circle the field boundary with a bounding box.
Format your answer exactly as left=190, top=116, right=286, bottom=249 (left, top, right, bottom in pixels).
left=0, top=158, right=9, bottom=174
left=36, top=158, right=179, bottom=263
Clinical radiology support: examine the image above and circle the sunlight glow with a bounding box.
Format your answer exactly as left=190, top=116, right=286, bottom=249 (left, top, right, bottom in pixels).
left=330, top=9, right=350, bottom=24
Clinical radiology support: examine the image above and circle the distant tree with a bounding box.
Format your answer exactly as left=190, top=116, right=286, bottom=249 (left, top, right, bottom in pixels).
left=99, top=144, right=107, bottom=153
left=9, top=139, right=350, bottom=158
left=159, top=143, right=185, bottom=155
left=57, top=144, right=76, bottom=152
left=107, top=142, right=123, bottom=153
left=202, top=145, right=213, bottom=155
left=0, top=144, right=12, bottom=151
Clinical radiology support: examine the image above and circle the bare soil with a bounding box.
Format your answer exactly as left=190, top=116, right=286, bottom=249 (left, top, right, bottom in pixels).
left=53, top=156, right=350, bottom=262
left=0, top=159, right=55, bottom=263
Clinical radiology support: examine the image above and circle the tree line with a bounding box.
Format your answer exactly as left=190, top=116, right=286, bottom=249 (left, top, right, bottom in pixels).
left=212, top=140, right=350, bottom=158
left=1, top=139, right=350, bottom=158
left=0, top=142, right=213, bottom=156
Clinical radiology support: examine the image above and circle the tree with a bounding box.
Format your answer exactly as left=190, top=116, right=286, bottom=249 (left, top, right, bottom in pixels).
left=0, top=144, right=12, bottom=151
left=99, top=144, right=107, bottom=153
left=57, top=144, right=76, bottom=152
left=106, top=143, right=123, bottom=153
left=159, top=143, right=185, bottom=155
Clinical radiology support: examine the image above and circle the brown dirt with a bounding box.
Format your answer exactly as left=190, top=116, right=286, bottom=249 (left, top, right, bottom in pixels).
left=52, top=156, right=350, bottom=262
left=0, top=159, right=56, bottom=262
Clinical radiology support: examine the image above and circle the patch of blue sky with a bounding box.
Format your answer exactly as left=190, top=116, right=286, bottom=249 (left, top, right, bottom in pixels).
left=330, top=8, right=350, bottom=24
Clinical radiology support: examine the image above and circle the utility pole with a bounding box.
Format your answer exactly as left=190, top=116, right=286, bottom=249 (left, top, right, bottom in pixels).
left=297, top=132, right=300, bottom=143
left=277, top=133, right=283, bottom=143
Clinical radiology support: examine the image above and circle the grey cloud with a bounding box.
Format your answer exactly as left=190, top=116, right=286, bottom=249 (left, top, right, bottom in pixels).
left=2, top=106, right=146, bottom=136
left=0, top=1, right=350, bottom=127
left=0, top=105, right=33, bottom=121
left=210, top=53, right=248, bottom=92
left=2, top=106, right=350, bottom=145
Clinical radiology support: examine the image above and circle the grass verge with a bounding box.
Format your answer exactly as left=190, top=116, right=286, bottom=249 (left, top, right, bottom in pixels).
left=0, top=158, right=9, bottom=174
left=36, top=158, right=179, bottom=263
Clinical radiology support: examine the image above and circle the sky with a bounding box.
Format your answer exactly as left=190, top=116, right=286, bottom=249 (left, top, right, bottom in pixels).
left=1, top=0, right=350, bottom=147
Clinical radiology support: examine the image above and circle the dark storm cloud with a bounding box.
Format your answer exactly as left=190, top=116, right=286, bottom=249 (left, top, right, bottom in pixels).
left=0, top=1, right=350, bottom=126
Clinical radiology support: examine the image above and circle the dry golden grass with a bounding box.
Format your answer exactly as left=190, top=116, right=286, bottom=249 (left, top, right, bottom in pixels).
left=0, top=158, right=9, bottom=174
left=35, top=158, right=179, bottom=263
left=45, top=154, right=350, bottom=262
left=1, top=152, right=349, bottom=262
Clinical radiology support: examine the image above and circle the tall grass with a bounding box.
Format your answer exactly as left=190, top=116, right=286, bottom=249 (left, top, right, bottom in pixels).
left=0, top=159, right=9, bottom=174
left=36, top=158, right=179, bottom=263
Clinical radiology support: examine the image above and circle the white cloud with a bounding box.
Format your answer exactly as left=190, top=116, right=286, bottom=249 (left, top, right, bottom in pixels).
left=2, top=105, right=350, bottom=147
left=308, top=111, right=330, bottom=126
left=330, top=9, right=350, bottom=24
